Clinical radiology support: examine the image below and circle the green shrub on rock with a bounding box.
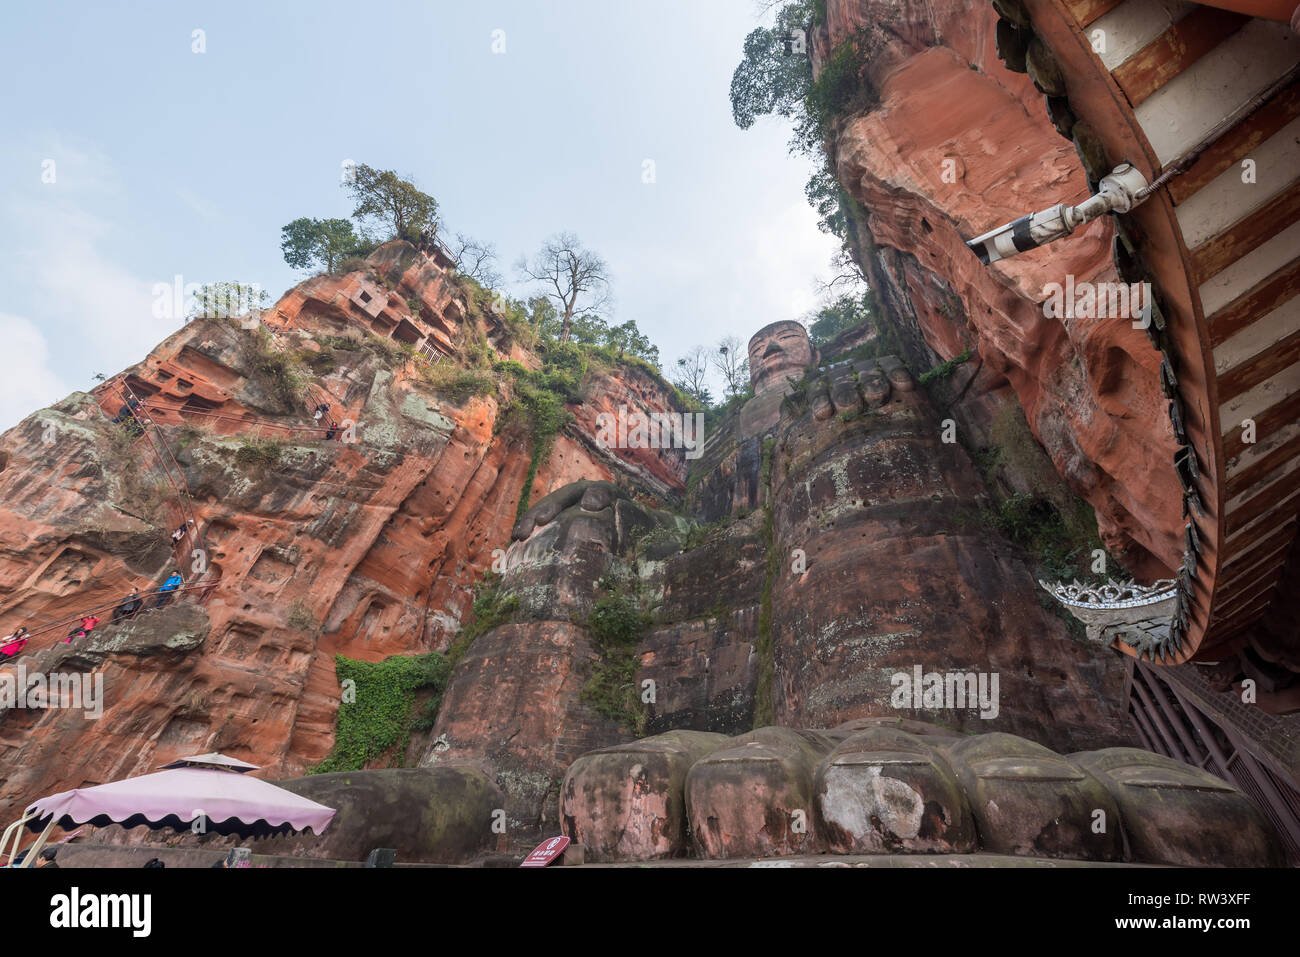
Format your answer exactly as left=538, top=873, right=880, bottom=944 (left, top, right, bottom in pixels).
left=311, top=652, right=454, bottom=774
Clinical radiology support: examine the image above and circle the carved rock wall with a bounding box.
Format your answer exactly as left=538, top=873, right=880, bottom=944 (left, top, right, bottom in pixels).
left=817, top=0, right=1182, bottom=578
left=0, top=246, right=686, bottom=825
left=562, top=721, right=1283, bottom=865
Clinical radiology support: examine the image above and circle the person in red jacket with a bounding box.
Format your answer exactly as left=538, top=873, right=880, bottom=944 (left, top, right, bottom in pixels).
left=1, top=627, right=29, bottom=657
left=65, top=615, right=101, bottom=644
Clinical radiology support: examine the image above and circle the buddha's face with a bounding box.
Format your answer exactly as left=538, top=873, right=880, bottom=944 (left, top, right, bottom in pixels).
left=749, top=322, right=814, bottom=396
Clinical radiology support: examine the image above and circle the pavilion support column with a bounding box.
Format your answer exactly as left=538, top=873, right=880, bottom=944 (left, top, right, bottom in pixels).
left=1129, top=702, right=1166, bottom=757
left=1162, top=680, right=1244, bottom=788
left=1220, top=726, right=1300, bottom=851
left=1137, top=664, right=1209, bottom=766
left=1131, top=675, right=1192, bottom=763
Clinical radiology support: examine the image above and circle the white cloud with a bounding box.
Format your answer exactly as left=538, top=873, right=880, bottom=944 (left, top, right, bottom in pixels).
left=616, top=200, right=839, bottom=329
left=0, top=313, right=66, bottom=433
left=738, top=199, right=840, bottom=324
left=599, top=193, right=840, bottom=399
left=1, top=140, right=175, bottom=429
left=19, top=199, right=169, bottom=362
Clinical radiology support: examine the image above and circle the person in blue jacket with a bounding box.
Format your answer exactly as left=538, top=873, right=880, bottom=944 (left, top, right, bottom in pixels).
left=153, top=571, right=183, bottom=609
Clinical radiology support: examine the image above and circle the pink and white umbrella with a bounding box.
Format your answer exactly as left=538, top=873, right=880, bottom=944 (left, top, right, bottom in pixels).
left=7, top=752, right=334, bottom=864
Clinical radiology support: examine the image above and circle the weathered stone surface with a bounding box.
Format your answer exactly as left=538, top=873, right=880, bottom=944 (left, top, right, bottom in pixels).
left=657, top=513, right=767, bottom=620
left=92, top=766, right=506, bottom=864
left=26, top=602, right=210, bottom=675
left=878, top=356, right=915, bottom=392
left=1072, top=748, right=1285, bottom=867
left=688, top=413, right=765, bottom=521
left=638, top=512, right=766, bottom=735
left=685, top=726, right=836, bottom=859
left=267, top=766, right=504, bottom=863
left=566, top=721, right=1281, bottom=864
left=831, top=716, right=963, bottom=740
left=828, top=367, right=864, bottom=415
left=814, top=727, right=976, bottom=854
left=560, top=729, right=730, bottom=861
left=501, top=482, right=656, bottom=621
left=423, top=621, right=624, bottom=847
left=857, top=360, right=893, bottom=406
left=566, top=366, right=692, bottom=501
left=423, top=484, right=676, bottom=849
left=739, top=388, right=790, bottom=438
left=810, top=389, right=836, bottom=422
left=639, top=613, right=760, bottom=736
left=944, top=733, right=1122, bottom=861
left=768, top=362, right=1134, bottom=753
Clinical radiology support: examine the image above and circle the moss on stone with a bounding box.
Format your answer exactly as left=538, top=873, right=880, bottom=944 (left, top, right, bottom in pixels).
left=580, top=575, right=651, bottom=733
left=448, top=571, right=519, bottom=661
left=753, top=438, right=779, bottom=728
left=918, top=348, right=973, bottom=385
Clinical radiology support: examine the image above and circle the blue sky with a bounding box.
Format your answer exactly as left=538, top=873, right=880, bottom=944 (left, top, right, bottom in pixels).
left=0, top=0, right=839, bottom=430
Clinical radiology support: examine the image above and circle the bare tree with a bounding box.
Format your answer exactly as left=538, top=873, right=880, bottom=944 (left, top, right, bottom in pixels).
left=516, top=232, right=611, bottom=344
left=712, top=335, right=750, bottom=399
left=450, top=232, right=503, bottom=288
left=673, top=345, right=713, bottom=406
left=816, top=248, right=868, bottom=295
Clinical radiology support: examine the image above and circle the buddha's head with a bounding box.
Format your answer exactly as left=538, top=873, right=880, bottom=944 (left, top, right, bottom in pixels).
left=748, top=321, right=814, bottom=396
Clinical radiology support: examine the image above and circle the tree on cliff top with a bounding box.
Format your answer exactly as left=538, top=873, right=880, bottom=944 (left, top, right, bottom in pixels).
left=527, top=299, right=660, bottom=368
left=280, top=217, right=362, bottom=273
left=807, top=290, right=874, bottom=347
left=732, top=4, right=878, bottom=285
left=516, top=233, right=611, bottom=345
left=186, top=281, right=269, bottom=323
left=603, top=319, right=660, bottom=367
left=343, top=164, right=439, bottom=243
left=729, top=3, right=815, bottom=138
left=730, top=2, right=875, bottom=157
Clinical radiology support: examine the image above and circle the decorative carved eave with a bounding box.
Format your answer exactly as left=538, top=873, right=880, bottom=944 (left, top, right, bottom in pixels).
left=1040, top=577, right=1177, bottom=609
left=1040, top=578, right=1180, bottom=658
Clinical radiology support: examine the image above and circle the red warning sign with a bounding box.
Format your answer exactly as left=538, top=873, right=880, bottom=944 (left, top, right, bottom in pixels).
left=521, top=835, right=570, bottom=868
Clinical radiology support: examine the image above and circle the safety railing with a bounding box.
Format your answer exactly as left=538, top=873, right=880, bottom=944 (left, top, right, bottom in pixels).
left=0, top=581, right=221, bottom=656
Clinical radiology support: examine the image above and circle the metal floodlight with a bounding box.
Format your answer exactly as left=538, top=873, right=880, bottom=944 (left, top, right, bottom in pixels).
left=966, top=164, right=1149, bottom=265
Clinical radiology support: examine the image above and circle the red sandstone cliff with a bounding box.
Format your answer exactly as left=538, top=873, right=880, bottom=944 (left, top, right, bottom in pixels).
left=814, top=0, right=1182, bottom=579
left=0, top=242, right=686, bottom=822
